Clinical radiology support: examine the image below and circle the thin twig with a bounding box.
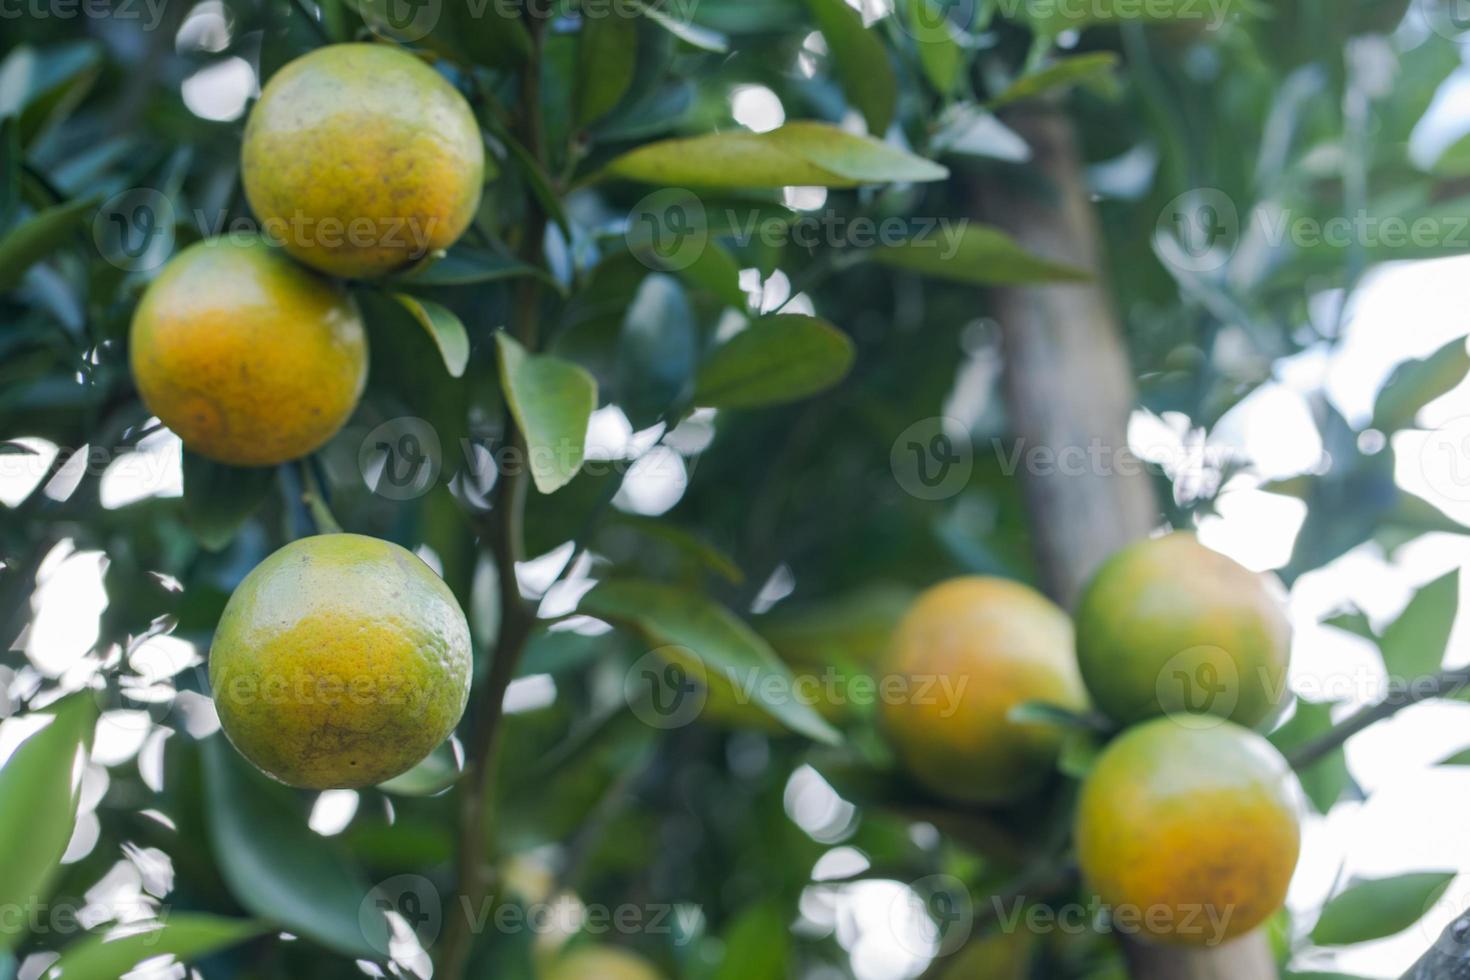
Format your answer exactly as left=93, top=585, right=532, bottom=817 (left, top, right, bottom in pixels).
left=1289, top=667, right=1470, bottom=772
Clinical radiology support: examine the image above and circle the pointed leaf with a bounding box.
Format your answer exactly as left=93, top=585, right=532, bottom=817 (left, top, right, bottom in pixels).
left=390, top=246, right=544, bottom=288
left=991, top=53, right=1119, bottom=108
left=1372, top=338, right=1469, bottom=433
left=496, top=333, right=597, bottom=494
left=931, top=104, right=1030, bottom=161
left=0, top=196, right=96, bottom=289
left=377, top=742, right=463, bottom=797
left=603, top=121, right=948, bottom=188
left=0, top=695, right=95, bottom=951
left=806, top=0, right=898, bottom=134
left=1270, top=698, right=1351, bottom=814
left=1379, top=570, right=1459, bottom=680
left=619, top=274, right=696, bottom=425
left=676, top=239, right=747, bottom=309
left=634, top=0, right=730, bottom=52
left=42, top=916, right=268, bottom=980
left=579, top=579, right=842, bottom=744
left=871, top=223, right=1088, bottom=284
left=201, top=737, right=387, bottom=960
left=391, top=293, right=470, bottom=378
left=576, top=13, right=638, bottom=126
left=694, top=315, right=855, bottom=409
left=1311, top=872, right=1455, bottom=946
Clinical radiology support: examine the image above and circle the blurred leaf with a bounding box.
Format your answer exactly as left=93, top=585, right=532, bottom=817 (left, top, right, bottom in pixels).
left=377, top=742, right=463, bottom=797
left=1270, top=698, right=1351, bottom=814
left=446, top=2, right=533, bottom=67
left=806, top=0, right=897, bottom=134
left=576, top=14, right=638, bottom=126
left=496, top=333, right=598, bottom=494
left=870, top=223, right=1089, bottom=284
left=0, top=42, right=103, bottom=144
left=0, top=695, right=95, bottom=952
left=1379, top=570, right=1458, bottom=680
left=931, top=104, right=1031, bottom=161
left=693, top=315, right=855, bottom=409
left=1058, top=729, right=1103, bottom=779
left=1323, top=607, right=1375, bottom=641
left=713, top=902, right=789, bottom=980
left=603, top=121, right=948, bottom=188
left=1007, top=701, right=1106, bottom=732
left=904, top=0, right=965, bottom=95
left=1432, top=131, right=1470, bottom=177
left=579, top=579, right=843, bottom=744
left=1372, top=337, right=1469, bottom=432
left=391, top=293, right=471, bottom=379
left=635, top=0, right=730, bottom=51
left=991, top=53, right=1119, bottom=108
left=1311, top=872, right=1454, bottom=945
left=181, top=452, right=277, bottom=552
left=0, top=118, right=18, bottom=231
left=389, top=246, right=543, bottom=287
left=1434, top=746, right=1470, bottom=766
left=0, top=196, right=96, bottom=289
left=41, top=916, right=268, bottom=980
left=612, top=515, right=745, bottom=584
left=201, top=737, right=387, bottom=960
left=619, top=273, right=696, bottom=425
left=675, top=239, right=747, bottom=308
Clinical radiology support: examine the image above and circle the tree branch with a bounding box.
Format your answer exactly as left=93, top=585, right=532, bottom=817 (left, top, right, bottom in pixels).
left=1288, top=667, right=1470, bottom=772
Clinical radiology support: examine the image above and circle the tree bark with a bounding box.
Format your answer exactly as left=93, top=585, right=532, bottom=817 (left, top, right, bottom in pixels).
left=975, top=104, right=1278, bottom=980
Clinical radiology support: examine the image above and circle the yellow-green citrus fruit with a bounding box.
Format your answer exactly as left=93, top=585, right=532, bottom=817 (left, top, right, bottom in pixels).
left=209, top=534, right=472, bottom=790
left=1075, top=533, right=1291, bottom=729
left=879, top=577, right=1088, bottom=805
left=1075, top=717, right=1301, bottom=948
left=242, top=43, right=485, bottom=279
left=129, top=236, right=366, bottom=467
left=544, top=947, right=664, bottom=980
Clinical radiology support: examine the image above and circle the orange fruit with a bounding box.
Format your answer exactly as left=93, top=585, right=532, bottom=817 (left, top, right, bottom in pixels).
left=209, top=534, right=472, bottom=789
left=1075, top=717, right=1301, bottom=947
left=129, top=236, right=366, bottom=467
left=1075, top=533, right=1291, bottom=729
left=879, top=577, right=1088, bottom=805
left=242, top=43, right=485, bottom=279
left=544, top=947, right=664, bottom=980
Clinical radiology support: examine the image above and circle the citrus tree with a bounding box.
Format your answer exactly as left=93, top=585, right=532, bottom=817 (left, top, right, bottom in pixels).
left=3, top=2, right=1469, bottom=980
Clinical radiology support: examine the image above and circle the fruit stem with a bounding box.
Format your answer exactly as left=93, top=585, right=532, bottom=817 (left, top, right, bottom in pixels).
left=297, top=459, right=343, bottom=535
left=437, top=10, right=551, bottom=978
left=1287, top=666, right=1470, bottom=772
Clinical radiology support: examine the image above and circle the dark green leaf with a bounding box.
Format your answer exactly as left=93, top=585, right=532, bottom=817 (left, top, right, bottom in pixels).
left=377, top=742, right=462, bottom=797
left=201, top=737, right=387, bottom=960
left=496, top=333, right=598, bottom=494
left=619, top=273, right=696, bottom=424
left=991, top=53, right=1119, bottom=108
left=181, top=451, right=277, bottom=552
left=1379, top=570, right=1458, bottom=680
left=0, top=196, right=96, bottom=289
left=603, top=122, right=948, bottom=188
left=675, top=239, right=747, bottom=309
left=635, top=0, right=730, bottom=51
left=904, top=0, right=965, bottom=95
left=0, top=695, right=95, bottom=952
left=713, top=902, right=789, bottom=980
left=0, top=118, right=18, bottom=231
left=806, top=0, right=898, bottom=134
left=579, top=579, right=842, bottom=744
left=577, top=14, right=639, bottom=126
left=693, top=315, right=855, bottom=409
left=1311, top=872, right=1455, bottom=945
left=1270, top=698, right=1351, bottom=814
left=870, top=223, right=1089, bottom=284
left=390, top=246, right=543, bottom=288
left=41, top=916, right=268, bottom=980
left=391, top=293, right=471, bottom=379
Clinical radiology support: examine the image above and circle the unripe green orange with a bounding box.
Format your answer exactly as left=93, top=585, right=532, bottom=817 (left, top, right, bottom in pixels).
left=209, top=534, right=472, bottom=789
left=242, top=43, right=485, bottom=279
left=879, top=577, right=1088, bottom=805
left=1075, top=717, right=1301, bottom=947
left=1075, top=533, right=1291, bottom=729
left=544, top=946, right=664, bottom=980
left=129, top=236, right=366, bottom=466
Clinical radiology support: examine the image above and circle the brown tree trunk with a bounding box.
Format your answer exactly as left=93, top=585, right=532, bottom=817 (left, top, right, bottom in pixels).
left=974, top=104, right=1279, bottom=980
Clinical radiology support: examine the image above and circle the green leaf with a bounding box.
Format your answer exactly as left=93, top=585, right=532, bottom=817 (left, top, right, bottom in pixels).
left=1379, top=570, right=1459, bottom=680
left=1058, top=729, right=1103, bottom=779
left=612, top=515, right=745, bottom=584
left=0, top=42, right=104, bottom=145
left=1270, top=698, right=1351, bottom=814
left=390, top=293, right=471, bottom=379
left=930, top=103, right=1030, bottom=161
left=0, top=196, right=96, bottom=289
left=1372, top=338, right=1469, bottom=432
left=1311, top=872, right=1455, bottom=945
left=389, top=246, right=544, bottom=288
left=377, top=742, right=462, bottom=797
left=634, top=0, right=730, bottom=52
left=41, top=916, right=268, bottom=980
left=201, top=737, right=387, bottom=960
left=619, top=273, right=696, bottom=425
left=1434, top=745, right=1470, bottom=766
left=576, top=13, right=638, bottom=126
left=871, top=223, right=1088, bottom=284
left=603, top=121, right=948, bottom=188
left=693, top=315, right=854, bottom=409
left=806, top=0, right=898, bottom=134
left=0, top=695, right=95, bottom=952
left=496, top=333, right=598, bottom=494
left=579, top=579, right=842, bottom=744
left=713, top=902, right=790, bottom=980
left=1007, top=700, right=1107, bottom=732
left=0, top=117, right=18, bottom=231
left=181, top=451, right=277, bottom=552
left=676, top=239, right=747, bottom=309
left=1432, top=131, right=1470, bottom=177
left=905, top=0, right=965, bottom=95
left=991, top=53, right=1120, bottom=108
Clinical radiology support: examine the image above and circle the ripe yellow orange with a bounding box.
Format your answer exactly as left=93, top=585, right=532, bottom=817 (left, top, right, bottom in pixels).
left=129, top=236, right=366, bottom=467
left=544, top=947, right=664, bottom=980
left=209, top=534, right=472, bottom=789
left=1075, top=717, right=1301, bottom=948
left=879, top=577, right=1088, bottom=805
left=1075, top=533, right=1291, bottom=729
left=242, top=43, right=485, bottom=279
